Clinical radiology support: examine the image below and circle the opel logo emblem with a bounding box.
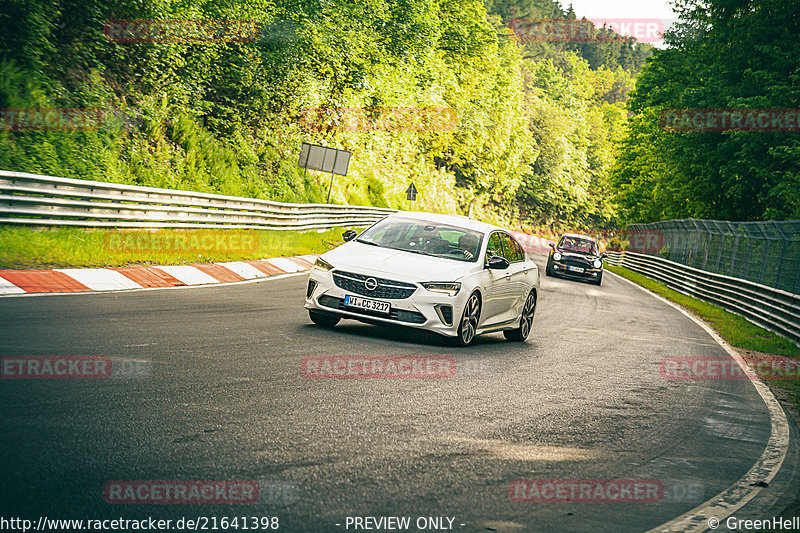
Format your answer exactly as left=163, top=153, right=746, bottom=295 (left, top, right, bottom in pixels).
left=364, top=278, right=378, bottom=291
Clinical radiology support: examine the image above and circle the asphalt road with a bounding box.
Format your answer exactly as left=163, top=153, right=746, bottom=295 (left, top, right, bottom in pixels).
left=0, top=256, right=788, bottom=532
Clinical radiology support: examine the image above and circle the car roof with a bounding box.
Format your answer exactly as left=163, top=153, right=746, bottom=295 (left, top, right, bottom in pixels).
left=561, top=233, right=597, bottom=242
left=385, top=211, right=500, bottom=234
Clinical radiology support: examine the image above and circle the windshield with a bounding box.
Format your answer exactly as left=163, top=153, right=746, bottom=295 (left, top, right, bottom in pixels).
left=558, top=236, right=598, bottom=255
left=356, top=218, right=484, bottom=262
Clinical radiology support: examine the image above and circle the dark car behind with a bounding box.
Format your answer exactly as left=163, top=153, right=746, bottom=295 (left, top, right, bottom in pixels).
left=545, top=233, right=605, bottom=285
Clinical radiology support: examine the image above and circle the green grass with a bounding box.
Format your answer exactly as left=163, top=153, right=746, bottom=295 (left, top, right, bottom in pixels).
left=606, top=264, right=800, bottom=418
left=0, top=226, right=357, bottom=269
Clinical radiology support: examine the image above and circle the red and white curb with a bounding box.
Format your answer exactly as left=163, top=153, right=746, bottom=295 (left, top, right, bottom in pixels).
left=0, top=255, right=318, bottom=296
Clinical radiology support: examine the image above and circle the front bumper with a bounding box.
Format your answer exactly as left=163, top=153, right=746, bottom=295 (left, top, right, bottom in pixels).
left=550, top=261, right=602, bottom=281
left=304, top=267, right=468, bottom=337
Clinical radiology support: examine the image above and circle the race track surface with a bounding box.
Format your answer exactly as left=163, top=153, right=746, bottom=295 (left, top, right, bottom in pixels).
left=0, top=256, right=778, bottom=532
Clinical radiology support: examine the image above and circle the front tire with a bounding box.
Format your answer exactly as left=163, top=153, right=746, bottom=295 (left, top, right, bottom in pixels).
left=545, top=260, right=554, bottom=277
left=504, top=290, right=537, bottom=342
left=454, top=292, right=481, bottom=347
left=594, top=272, right=603, bottom=286
left=309, top=310, right=341, bottom=327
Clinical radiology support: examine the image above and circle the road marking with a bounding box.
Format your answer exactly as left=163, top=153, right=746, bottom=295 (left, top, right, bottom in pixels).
left=608, top=270, right=791, bottom=532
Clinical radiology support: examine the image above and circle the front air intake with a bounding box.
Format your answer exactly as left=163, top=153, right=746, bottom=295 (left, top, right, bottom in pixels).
left=306, top=280, right=317, bottom=298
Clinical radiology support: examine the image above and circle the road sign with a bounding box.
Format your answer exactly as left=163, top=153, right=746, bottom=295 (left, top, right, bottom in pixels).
left=298, top=143, right=351, bottom=176
left=298, top=142, right=352, bottom=203
left=406, top=183, right=418, bottom=202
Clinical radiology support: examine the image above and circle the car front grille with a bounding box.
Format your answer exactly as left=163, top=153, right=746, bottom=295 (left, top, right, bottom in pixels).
left=560, top=258, right=593, bottom=268
left=332, top=270, right=417, bottom=299
left=318, top=295, right=426, bottom=324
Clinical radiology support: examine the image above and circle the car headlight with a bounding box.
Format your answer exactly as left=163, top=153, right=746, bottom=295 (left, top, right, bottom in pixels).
left=421, top=282, right=461, bottom=297
left=593, top=259, right=602, bottom=269
left=553, top=252, right=562, bottom=261
left=313, top=257, right=334, bottom=271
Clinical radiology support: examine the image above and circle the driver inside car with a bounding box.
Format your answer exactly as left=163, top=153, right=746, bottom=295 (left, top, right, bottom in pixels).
left=458, top=234, right=479, bottom=260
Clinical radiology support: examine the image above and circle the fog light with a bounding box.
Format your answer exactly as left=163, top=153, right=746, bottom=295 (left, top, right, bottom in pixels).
left=553, top=264, right=559, bottom=270
left=306, top=279, right=317, bottom=298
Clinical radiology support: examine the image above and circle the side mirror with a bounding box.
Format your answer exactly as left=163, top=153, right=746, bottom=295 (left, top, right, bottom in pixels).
left=487, top=255, right=510, bottom=270
left=548, top=242, right=555, bottom=249
left=342, top=230, right=358, bottom=242
left=601, top=252, right=608, bottom=259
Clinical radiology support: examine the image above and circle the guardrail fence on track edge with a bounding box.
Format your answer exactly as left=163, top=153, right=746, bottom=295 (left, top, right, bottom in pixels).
left=628, top=218, right=800, bottom=295
left=606, top=250, right=800, bottom=346
left=0, top=170, right=397, bottom=231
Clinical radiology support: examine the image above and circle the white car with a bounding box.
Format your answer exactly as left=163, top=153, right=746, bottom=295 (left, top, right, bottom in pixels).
left=304, top=212, right=540, bottom=346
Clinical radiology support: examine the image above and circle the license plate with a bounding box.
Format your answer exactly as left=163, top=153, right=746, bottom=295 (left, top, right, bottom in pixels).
left=567, top=266, right=585, bottom=273
left=344, top=294, right=390, bottom=314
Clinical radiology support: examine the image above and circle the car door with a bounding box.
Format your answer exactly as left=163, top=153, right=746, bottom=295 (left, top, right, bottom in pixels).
left=480, top=231, right=512, bottom=327
left=497, top=232, right=530, bottom=322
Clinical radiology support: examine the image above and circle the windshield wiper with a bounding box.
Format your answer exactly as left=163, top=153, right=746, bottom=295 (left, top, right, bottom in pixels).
left=356, top=239, right=381, bottom=247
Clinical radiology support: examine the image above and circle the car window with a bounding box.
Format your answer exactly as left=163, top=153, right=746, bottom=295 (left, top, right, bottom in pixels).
left=500, top=233, right=525, bottom=263
left=558, top=236, right=598, bottom=255
left=485, top=232, right=504, bottom=264
left=357, top=217, right=483, bottom=262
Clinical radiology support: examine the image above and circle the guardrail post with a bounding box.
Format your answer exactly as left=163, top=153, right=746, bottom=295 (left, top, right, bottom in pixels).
left=729, top=234, right=739, bottom=277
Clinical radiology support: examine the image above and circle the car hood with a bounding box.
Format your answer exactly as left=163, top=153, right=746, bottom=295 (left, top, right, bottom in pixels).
left=321, top=242, right=478, bottom=282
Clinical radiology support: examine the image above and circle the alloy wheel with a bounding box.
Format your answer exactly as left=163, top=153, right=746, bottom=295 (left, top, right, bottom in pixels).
left=460, top=293, right=480, bottom=345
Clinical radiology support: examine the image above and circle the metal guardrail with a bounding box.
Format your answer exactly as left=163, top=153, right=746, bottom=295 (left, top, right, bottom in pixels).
left=627, top=218, right=800, bottom=295
left=606, top=250, right=800, bottom=345
left=0, top=170, right=396, bottom=230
